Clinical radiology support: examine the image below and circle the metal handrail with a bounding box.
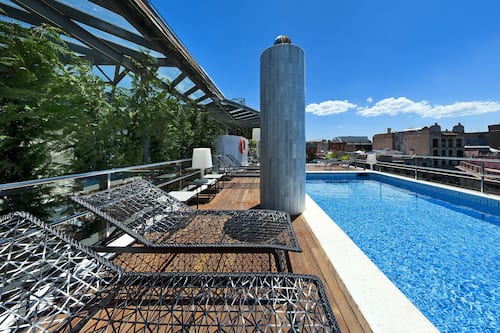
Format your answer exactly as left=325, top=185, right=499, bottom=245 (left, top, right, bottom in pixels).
left=0, top=158, right=201, bottom=244
left=0, top=158, right=191, bottom=191
left=354, top=154, right=500, bottom=194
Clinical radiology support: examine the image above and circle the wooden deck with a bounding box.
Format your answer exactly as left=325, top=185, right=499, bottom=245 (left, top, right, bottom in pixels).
left=197, top=177, right=372, bottom=333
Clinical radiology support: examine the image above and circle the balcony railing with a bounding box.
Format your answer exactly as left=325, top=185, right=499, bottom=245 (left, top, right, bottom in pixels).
left=353, top=154, right=500, bottom=195
left=2, top=154, right=499, bottom=246
left=0, top=158, right=200, bottom=245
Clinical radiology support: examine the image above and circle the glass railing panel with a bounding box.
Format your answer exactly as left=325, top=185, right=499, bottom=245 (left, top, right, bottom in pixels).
left=353, top=155, right=500, bottom=195
left=0, top=158, right=202, bottom=245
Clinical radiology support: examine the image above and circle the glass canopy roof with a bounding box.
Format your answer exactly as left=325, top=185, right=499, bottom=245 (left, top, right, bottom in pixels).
left=0, top=0, right=260, bottom=129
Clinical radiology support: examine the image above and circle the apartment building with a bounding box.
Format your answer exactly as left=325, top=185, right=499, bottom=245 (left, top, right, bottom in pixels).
left=373, top=123, right=465, bottom=168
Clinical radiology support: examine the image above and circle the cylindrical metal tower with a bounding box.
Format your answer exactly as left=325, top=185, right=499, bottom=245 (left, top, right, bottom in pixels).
left=260, top=36, right=305, bottom=215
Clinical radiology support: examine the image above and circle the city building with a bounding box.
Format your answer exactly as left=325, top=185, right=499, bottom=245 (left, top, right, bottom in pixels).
left=373, top=123, right=465, bottom=168
left=306, top=137, right=372, bottom=160
left=464, top=123, right=500, bottom=156
left=333, top=136, right=372, bottom=152
left=306, top=140, right=342, bottom=160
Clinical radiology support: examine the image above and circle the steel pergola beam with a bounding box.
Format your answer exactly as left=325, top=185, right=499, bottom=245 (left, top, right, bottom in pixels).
left=13, top=0, right=137, bottom=71
left=3, top=0, right=260, bottom=129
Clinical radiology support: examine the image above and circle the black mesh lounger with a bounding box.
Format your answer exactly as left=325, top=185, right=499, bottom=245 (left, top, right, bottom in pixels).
left=215, top=154, right=238, bottom=177
left=71, top=179, right=301, bottom=272
left=225, top=153, right=260, bottom=171
left=0, top=211, right=340, bottom=332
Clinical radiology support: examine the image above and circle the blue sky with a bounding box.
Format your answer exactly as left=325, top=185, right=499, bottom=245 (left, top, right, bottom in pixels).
left=150, top=0, right=500, bottom=140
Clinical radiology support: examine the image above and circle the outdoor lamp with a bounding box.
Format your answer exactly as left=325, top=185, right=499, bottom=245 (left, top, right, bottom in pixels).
left=192, top=148, right=213, bottom=181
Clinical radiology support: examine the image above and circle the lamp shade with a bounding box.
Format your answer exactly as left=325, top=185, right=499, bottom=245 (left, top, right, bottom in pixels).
left=252, top=128, right=261, bottom=141
left=192, top=148, right=213, bottom=170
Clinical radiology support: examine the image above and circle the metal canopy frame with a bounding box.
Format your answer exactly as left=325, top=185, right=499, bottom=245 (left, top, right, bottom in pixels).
left=0, top=0, right=260, bottom=129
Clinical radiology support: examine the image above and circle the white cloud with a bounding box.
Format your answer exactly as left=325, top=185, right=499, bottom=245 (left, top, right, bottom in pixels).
left=427, top=101, right=500, bottom=118
left=306, top=100, right=357, bottom=116
left=357, top=97, right=430, bottom=116
left=366, top=96, right=373, bottom=104
left=357, top=97, right=500, bottom=119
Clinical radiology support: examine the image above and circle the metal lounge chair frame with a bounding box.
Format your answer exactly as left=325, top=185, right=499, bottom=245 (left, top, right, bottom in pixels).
left=215, top=154, right=239, bottom=177
left=0, top=211, right=340, bottom=332
left=224, top=153, right=259, bottom=169
left=71, top=179, right=301, bottom=272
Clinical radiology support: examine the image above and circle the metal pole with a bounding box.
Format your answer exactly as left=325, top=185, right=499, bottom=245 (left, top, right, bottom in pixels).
left=480, top=161, right=485, bottom=193
left=414, top=156, right=418, bottom=180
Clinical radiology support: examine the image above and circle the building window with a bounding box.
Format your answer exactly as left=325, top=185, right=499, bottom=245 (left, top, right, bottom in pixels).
left=448, top=149, right=453, bottom=157
left=441, top=139, right=446, bottom=147
left=448, top=139, right=453, bottom=147
left=457, top=150, right=464, bottom=157
left=432, top=139, right=439, bottom=148
left=441, top=149, right=446, bottom=156
left=456, top=139, right=463, bottom=147
left=433, top=149, right=438, bottom=156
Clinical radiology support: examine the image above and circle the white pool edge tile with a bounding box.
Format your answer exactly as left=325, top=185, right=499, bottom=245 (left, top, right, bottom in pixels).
left=303, top=194, right=439, bottom=333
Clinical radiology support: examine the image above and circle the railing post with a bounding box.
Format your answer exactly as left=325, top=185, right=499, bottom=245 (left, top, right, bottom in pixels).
left=178, top=162, right=182, bottom=190
left=480, top=161, right=485, bottom=193
left=414, top=155, right=418, bottom=180
left=106, top=172, right=112, bottom=237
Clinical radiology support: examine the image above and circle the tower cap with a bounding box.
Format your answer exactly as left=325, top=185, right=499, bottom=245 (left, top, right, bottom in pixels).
left=274, top=35, right=291, bottom=45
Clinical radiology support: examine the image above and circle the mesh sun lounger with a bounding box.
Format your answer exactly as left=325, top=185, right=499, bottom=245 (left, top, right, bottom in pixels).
left=215, top=154, right=239, bottom=177
left=216, top=154, right=259, bottom=177
left=0, top=211, right=340, bottom=332
left=225, top=153, right=260, bottom=171
left=71, top=179, right=301, bottom=272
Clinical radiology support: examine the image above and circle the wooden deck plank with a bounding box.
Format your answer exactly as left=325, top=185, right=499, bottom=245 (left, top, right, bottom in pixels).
left=197, top=176, right=372, bottom=333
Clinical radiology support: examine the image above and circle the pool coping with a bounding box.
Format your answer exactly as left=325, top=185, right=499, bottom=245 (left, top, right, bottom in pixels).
left=304, top=171, right=440, bottom=333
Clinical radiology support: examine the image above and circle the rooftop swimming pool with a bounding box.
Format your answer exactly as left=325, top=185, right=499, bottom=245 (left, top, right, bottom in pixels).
left=306, top=172, right=499, bottom=333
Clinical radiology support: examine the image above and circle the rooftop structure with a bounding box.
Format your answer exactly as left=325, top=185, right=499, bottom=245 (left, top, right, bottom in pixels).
left=0, top=0, right=259, bottom=129
left=373, top=123, right=465, bottom=167
left=465, top=123, right=500, bottom=151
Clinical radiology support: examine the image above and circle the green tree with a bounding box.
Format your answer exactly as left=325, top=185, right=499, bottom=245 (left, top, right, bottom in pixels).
left=0, top=22, right=118, bottom=216
left=0, top=22, right=231, bottom=185
left=120, top=54, right=171, bottom=164
left=187, top=105, right=224, bottom=153
left=64, top=64, right=117, bottom=173
left=0, top=23, right=69, bottom=181
left=112, top=54, right=224, bottom=164
left=0, top=23, right=82, bottom=215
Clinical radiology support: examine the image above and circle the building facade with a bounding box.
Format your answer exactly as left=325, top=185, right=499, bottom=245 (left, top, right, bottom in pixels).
left=373, top=123, right=465, bottom=168
left=306, top=136, right=372, bottom=160
left=464, top=123, right=500, bottom=152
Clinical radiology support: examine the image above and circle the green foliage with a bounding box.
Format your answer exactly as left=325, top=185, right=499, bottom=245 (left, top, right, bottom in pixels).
left=339, top=153, right=350, bottom=161
left=0, top=23, right=226, bottom=183
left=0, top=23, right=82, bottom=217
left=109, top=54, right=224, bottom=165
left=114, top=54, right=171, bottom=164
left=325, top=152, right=336, bottom=160
left=0, top=23, right=68, bottom=181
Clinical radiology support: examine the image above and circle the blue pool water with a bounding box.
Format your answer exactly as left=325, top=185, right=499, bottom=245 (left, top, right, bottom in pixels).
left=306, top=173, right=499, bottom=333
